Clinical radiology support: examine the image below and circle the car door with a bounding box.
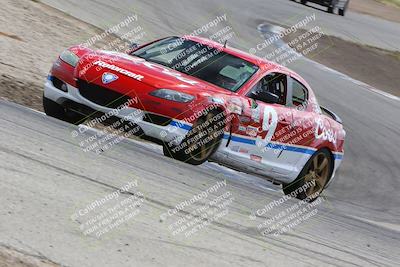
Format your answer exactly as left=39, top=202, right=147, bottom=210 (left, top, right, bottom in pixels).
left=227, top=72, right=298, bottom=178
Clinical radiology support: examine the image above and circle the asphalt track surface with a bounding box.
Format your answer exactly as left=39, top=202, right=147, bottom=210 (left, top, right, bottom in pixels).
left=1, top=0, right=400, bottom=266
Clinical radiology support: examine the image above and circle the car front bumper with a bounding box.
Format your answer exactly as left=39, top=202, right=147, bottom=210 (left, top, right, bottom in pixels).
left=44, top=77, right=192, bottom=145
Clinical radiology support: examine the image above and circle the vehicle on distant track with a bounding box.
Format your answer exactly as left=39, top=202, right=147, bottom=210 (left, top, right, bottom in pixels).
left=294, top=0, right=350, bottom=16
left=43, top=36, right=345, bottom=201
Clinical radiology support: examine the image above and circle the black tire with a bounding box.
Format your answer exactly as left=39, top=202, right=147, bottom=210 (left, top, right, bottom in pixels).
left=327, top=6, right=334, bottom=13
left=282, top=148, right=333, bottom=202
left=340, top=0, right=350, bottom=16
left=163, top=109, right=225, bottom=165
left=43, top=96, right=85, bottom=125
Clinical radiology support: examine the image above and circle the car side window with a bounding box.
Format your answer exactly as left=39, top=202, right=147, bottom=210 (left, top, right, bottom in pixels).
left=291, top=78, right=308, bottom=107
left=249, top=72, right=287, bottom=105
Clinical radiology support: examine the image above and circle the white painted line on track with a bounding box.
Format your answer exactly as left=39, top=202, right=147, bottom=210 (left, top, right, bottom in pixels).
left=27, top=107, right=46, bottom=115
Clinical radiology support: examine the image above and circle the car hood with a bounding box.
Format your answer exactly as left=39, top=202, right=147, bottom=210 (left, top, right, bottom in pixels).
left=75, top=50, right=230, bottom=96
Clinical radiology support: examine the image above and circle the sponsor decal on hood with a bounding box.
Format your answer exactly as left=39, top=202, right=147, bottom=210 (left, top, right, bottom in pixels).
left=93, top=60, right=144, bottom=81
left=95, top=51, right=199, bottom=86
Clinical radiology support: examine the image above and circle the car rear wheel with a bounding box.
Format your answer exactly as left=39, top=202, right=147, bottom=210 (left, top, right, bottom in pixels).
left=163, top=109, right=225, bottom=165
left=339, top=0, right=349, bottom=16
left=338, top=2, right=348, bottom=16
left=327, top=6, right=334, bottom=13
left=282, top=149, right=332, bottom=201
left=43, top=96, right=85, bottom=125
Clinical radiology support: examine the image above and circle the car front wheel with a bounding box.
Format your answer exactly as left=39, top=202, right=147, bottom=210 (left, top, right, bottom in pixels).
left=163, top=109, right=225, bottom=165
left=339, top=0, right=349, bottom=16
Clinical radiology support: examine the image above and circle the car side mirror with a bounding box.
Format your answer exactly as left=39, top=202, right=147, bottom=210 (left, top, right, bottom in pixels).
left=251, top=91, right=280, bottom=104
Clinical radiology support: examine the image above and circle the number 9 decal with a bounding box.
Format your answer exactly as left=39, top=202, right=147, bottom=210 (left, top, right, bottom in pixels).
left=256, top=106, right=278, bottom=147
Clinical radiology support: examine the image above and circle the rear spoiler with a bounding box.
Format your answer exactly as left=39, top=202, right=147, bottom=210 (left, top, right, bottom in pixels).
left=321, top=106, right=342, bottom=124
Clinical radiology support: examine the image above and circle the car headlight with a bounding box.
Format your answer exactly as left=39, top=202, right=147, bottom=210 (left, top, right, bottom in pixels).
left=150, top=89, right=194, bottom=103
left=59, top=50, right=79, bottom=67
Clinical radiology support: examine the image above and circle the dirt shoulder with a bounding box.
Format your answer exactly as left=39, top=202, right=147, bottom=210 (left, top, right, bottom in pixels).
left=350, top=0, right=400, bottom=23
left=0, top=0, right=119, bottom=111
left=0, top=245, right=59, bottom=267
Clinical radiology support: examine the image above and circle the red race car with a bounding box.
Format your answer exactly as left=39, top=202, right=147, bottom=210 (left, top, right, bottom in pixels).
left=43, top=36, right=345, bottom=200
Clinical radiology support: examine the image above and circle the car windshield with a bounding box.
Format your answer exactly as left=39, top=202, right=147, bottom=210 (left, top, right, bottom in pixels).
left=132, top=37, right=259, bottom=92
